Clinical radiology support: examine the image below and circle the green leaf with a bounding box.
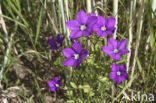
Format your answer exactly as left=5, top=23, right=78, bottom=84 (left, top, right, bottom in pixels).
left=89, top=91, right=95, bottom=97
left=70, top=82, right=77, bottom=89
left=83, top=84, right=91, bottom=93
left=98, top=76, right=108, bottom=82
left=136, top=57, right=144, bottom=80
left=136, top=57, right=142, bottom=73
left=35, top=7, right=43, bottom=45
left=67, top=100, right=75, bottom=103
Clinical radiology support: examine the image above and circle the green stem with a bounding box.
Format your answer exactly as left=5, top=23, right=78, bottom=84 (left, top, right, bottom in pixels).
left=55, top=92, right=57, bottom=103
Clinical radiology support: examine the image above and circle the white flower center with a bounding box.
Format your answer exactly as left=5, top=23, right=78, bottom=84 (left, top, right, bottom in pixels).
left=101, top=26, right=106, bottom=31
left=55, top=84, right=59, bottom=87
left=113, top=49, right=119, bottom=53
left=74, top=54, right=79, bottom=59
left=117, top=71, right=121, bottom=75
left=80, top=25, right=86, bottom=31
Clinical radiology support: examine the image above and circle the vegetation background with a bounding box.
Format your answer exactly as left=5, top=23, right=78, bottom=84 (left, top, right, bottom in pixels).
left=0, top=0, right=156, bottom=103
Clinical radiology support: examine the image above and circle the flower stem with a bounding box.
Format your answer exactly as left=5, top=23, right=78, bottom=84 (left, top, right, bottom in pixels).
left=55, top=92, right=57, bottom=103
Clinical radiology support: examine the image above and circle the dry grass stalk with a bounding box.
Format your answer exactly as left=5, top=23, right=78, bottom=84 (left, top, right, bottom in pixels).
left=113, top=0, right=118, bottom=39
left=127, top=0, right=136, bottom=72
left=131, top=0, right=145, bottom=81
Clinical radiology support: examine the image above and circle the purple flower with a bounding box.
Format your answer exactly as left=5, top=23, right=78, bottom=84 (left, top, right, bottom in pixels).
left=110, top=64, right=128, bottom=84
left=57, top=34, right=64, bottom=46
left=102, top=37, right=129, bottom=60
left=66, top=10, right=97, bottom=38
left=62, top=41, right=88, bottom=68
left=48, top=77, right=62, bottom=92
left=48, top=34, right=64, bottom=50
left=93, top=15, right=116, bottom=37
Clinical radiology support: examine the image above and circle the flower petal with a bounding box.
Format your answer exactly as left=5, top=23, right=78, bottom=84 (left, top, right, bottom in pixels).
left=76, top=10, right=88, bottom=24
left=110, top=53, right=121, bottom=60
left=48, top=38, right=57, bottom=45
left=119, top=64, right=127, bottom=72
left=62, top=48, right=75, bottom=58
left=63, top=58, right=76, bottom=66
left=48, top=81, right=55, bottom=87
left=121, top=72, right=129, bottom=80
left=82, top=30, right=91, bottom=36
left=70, top=31, right=83, bottom=38
left=80, top=49, right=88, bottom=59
left=53, top=77, right=60, bottom=83
left=48, top=38, right=58, bottom=50
left=114, top=76, right=123, bottom=84
left=106, top=27, right=116, bottom=34
left=73, top=59, right=82, bottom=68
left=97, top=15, right=106, bottom=25
left=89, top=12, right=96, bottom=16
left=93, top=24, right=101, bottom=32
left=66, top=20, right=80, bottom=30
left=102, top=46, right=113, bottom=55
left=101, top=31, right=108, bottom=37
left=49, top=44, right=57, bottom=50
left=106, top=17, right=116, bottom=29
left=96, top=31, right=103, bottom=37
left=58, top=81, right=62, bottom=86
left=119, top=49, right=129, bottom=55
left=50, top=86, right=57, bottom=92
left=111, top=64, right=119, bottom=72
left=57, top=34, right=64, bottom=43
left=108, top=37, right=117, bottom=49
left=118, top=39, right=127, bottom=50
left=86, top=16, right=98, bottom=28
left=72, top=41, right=82, bottom=53
left=110, top=72, right=117, bottom=80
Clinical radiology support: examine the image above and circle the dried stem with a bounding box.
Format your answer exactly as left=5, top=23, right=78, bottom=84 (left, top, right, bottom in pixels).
left=131, top=0, right=145, bottom=81
left=0, top=5, right=8, bottom=42
left=145, top=0, right=156, bottom=56
left=40, top=0, right=59, bottom=34
left=93, top=0, right=98, bottom=15
left=0, top=33, right=14, bottom=81
left=0, top=5, right=10, bottom=82
left=58, top=0, right=66, bottom=33
left=113, top=0, right=118, bottom=39
left=127, top=0, right=136, bottom=72
left=87, top=0, right=92, bottom=14
left=64, top=0, right=70, bottom=40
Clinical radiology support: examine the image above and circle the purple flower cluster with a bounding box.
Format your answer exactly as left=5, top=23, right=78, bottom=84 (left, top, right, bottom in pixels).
left=102, top=37, right=129, bottom=84
left=66, top=10, right=97, bottom=38
left=48, top=34, right=64, bottom=50
left=48, top=10, right=130, bottom=91
left=66, top=10, right=116, bottom=38
left=48, top=77, right=62, bottom=92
